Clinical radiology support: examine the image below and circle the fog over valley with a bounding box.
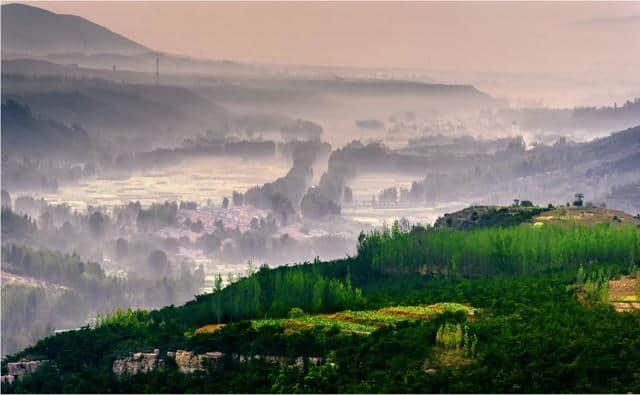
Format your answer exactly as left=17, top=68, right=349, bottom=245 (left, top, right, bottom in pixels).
left=1, top=2, right=640, bottom=393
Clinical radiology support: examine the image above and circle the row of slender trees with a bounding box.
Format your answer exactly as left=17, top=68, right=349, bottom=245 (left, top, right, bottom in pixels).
left=356, top=221, right=640, bottom=277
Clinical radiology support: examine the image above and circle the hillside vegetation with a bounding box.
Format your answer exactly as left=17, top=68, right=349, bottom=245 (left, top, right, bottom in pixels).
left=433, top=205, right=549, bottom=230
left=2, top=216, right=640, bottom=393
left=247, top=303, right=476, bottom=335
left=534, top=206, right=640, bottom=227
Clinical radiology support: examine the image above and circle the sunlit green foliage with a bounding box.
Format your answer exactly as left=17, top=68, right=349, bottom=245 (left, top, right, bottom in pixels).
left=287, top=307, right=304, bottom=318
left=251, top=303, right=473, bottom=334
left=436, top=322, right=464, bottom=349
left=582, top=267, right=611, bottom=303
left=95, top=308, right=153, bottom=331
left=174, top=265, right=365, bottom=328
left=436, top=322, right=477, bottom=357
left=358, top=222, right=639, bottom=276
left=393, top=303, right=475, bottom=315
left=252, top=315, right=375, bottom=333
left=613, top=295, right=640, bottom=302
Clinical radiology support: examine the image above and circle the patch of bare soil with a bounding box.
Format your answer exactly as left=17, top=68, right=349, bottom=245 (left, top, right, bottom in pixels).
left=423, top=348, right=473, bottom=374
left=608, top=276, right=640, bottom=312
left=282, top=319, right=314, bottom=333
left=609, top=276, right=638, bottom=299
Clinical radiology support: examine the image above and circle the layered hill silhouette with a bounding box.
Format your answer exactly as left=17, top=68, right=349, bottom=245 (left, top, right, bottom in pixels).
left=1, top=3, right=148, bottom=55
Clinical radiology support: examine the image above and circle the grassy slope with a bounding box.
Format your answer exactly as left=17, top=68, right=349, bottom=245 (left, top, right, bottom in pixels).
left=534, top=206, right=640, bottom=227
left=433, top=205, right=640, bottom=230
left=434, top=205, right=550, bottom=230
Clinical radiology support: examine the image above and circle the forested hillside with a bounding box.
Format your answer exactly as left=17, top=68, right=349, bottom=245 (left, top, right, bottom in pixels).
left=1, top=100, right=91, bottom=156
left=2, top=213, right=640, bottom=393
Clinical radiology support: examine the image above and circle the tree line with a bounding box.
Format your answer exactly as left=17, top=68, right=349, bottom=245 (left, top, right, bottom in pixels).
left=356, top=222, right=639, bottom=277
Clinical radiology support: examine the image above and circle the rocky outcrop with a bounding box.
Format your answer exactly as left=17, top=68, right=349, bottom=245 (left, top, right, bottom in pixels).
left=111, top=349, right=325, bottom=377
left=112, top=349, right=225, bottom=376
left=172, top=351, right=323, bottom=374
left=112, top=349, right=165, bottom=376
left=174, top=350, right=224, bottom=374
left=1, top=359, right=47, bottom=383
left=231, top=353, right=323, bottom=371
left=1, top=375, right=15, bottom=384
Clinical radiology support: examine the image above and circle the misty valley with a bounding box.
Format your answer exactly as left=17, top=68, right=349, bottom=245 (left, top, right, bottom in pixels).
left=1, top=2, right=640, bottom=394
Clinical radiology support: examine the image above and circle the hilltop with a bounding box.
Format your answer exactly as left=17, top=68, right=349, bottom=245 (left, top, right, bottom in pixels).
left=434, top=205, right=550, bottom=230
left=534, top=206, right=640, bottom=227
left=434, top=204, right=640, bottom=231
left=1, top=4, right=148, bottom=55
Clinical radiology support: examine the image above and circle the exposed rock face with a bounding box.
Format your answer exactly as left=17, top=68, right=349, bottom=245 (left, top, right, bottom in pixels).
left=7, top=359, right=46, bottom=376
left=259, top=355, right=323, bottom=368
left=112, top=349, right=165, bottom=376
left=2, top=359, right=47, bottom=383
left=174, top=350, right=198, bottom=374
left=172, top=351, right=323, bottom=374
left=294, top=356, right=304, bottom=370
left=1, top=375, right=15, bottom=384
left=174, top=350, right=224, bottom=374
left=231, top=353, right=323, bottom=371
left=111, top=349, right=324, bottom=377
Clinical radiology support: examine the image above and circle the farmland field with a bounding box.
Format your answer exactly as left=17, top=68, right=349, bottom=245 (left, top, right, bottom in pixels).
left=249, top=303, right=476, bottom=334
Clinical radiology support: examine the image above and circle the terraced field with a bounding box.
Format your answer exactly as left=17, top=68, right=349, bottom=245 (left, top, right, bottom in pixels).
left=249, top=303, right=476, bottom=335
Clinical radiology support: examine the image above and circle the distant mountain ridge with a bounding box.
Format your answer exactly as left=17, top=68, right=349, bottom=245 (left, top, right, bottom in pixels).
left=0, top=3, right=497, bottom=105
left=1, top=3, right=149, bottom=55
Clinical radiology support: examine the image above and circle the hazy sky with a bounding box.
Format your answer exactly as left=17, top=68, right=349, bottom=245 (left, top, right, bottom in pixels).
left=19, top=1, right=640, bottom=73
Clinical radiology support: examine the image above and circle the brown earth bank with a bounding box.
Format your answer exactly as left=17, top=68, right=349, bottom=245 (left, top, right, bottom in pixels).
left=608, top=276, right=640, bottom=312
